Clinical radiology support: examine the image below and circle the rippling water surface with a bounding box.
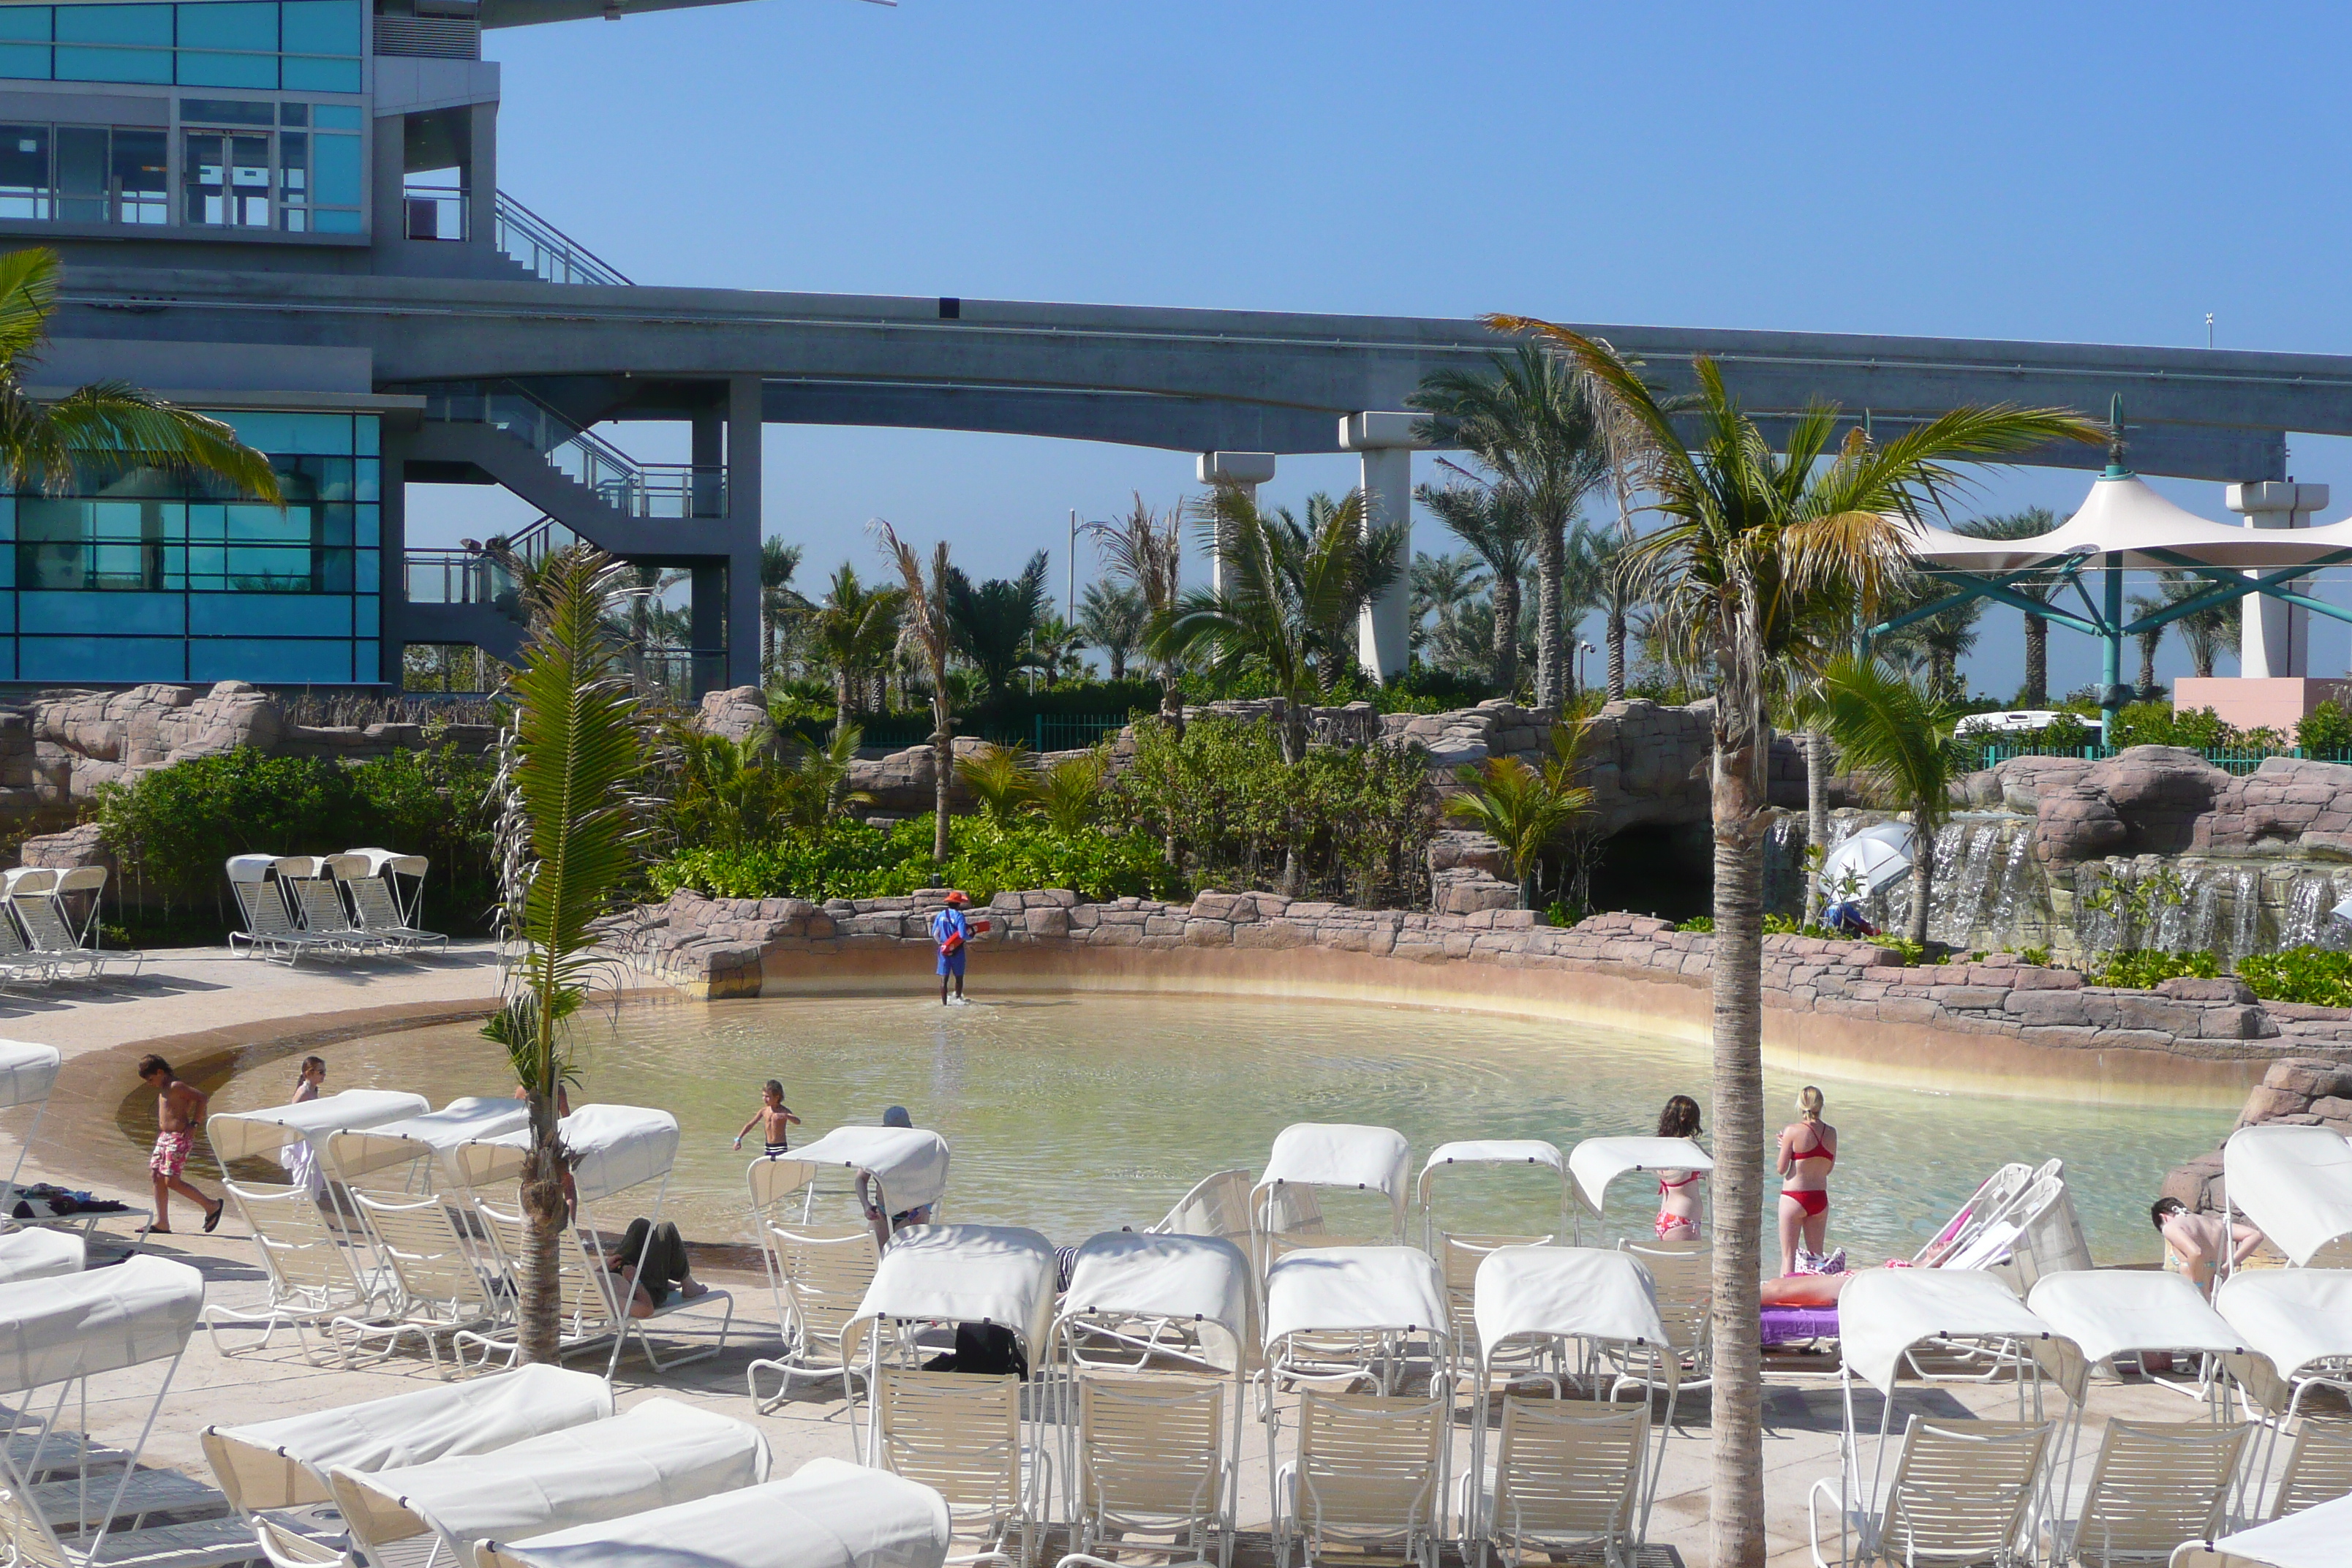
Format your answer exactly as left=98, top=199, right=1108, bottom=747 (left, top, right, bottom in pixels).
left=215, top=995, right=2232, bottom=1264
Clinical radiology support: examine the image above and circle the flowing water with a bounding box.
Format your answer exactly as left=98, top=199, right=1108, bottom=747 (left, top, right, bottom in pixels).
left=216, top=995, right=2232, bottom=1267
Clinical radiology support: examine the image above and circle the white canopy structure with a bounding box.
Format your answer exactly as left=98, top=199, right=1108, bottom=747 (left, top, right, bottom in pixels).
left=201, top=1364, right=614, bottom=1513
left=209, top=1088, right=431, bottom=1166
left=327, top=1096, right=529, bottom=1188
left=2168, top=1490, right=2352, bottom=1568
left=1263, top=1245, right=1449, bottom=1346
left=457, top=1104, right=681, bottom=1205
left=476, top=1458, right=953, bottom=1568
left=328, top=1398, right=768, bottom=1563
left=1052, top=1230, right=1256, bottom=1373
left=1838, top=1269, right=2078, bottom=1402
left=0, top=1253, right=203, bottom=1393
left=2215, top=1269, right=2352, bottom=1414
left=0, top=1229, right=81, bottom=1284
left=843, top=1224, right=1058, bottom=1368
left=750, top=1125, right=951, bottom=1224
left=1818, top=822, right=1915, bottom=902
left=1252, top=1123, right=1411, bottom=1254
left=1566, top=1136, right=1716, bottom=1226
left=225, top=853, right=276, bottom=885
left=2025, top=1270, right=2249, bottom=1403
left=2223, top=1124, right=2352, bottom=1267
left=1415, top=1139, right=1569, bottom=1247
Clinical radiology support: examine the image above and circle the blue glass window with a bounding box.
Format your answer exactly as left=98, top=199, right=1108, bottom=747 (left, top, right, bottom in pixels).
left=176, top=50, right=272, bottom=86
left=310, top=129, right=357, bottom=205
left=276, top=0, right=355, bottom=56
left=54, top=4, right=172, bottom=46
left=23, top=635, right=181, bottom=681
left=176, top=1, right=276, bottom=49
left=0, top=7, right=52, bottom=80
left=0, top=10, right=53, bottom=42
left=312, top=102, right=358, bottom=131
left=191, top=637, right=346, bottom=682
left=56, top=42, right=170, bottom=82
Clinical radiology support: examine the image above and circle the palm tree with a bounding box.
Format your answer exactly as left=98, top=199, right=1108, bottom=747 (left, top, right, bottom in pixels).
left=1877, top=575, right=1986, bottom=701
left=1561, top=519, right=1635, bottom=702
left=874, top=521, right=958, bottom=864
left=0, top=247, right=282, bottom=504
left=1027, top=612, right=1087, bottom=687
left=1441, top=721, right=1594, bottom=906
left=1507, top=314, right=2103, bottom=1568
left=2157, top=569, right=2236, bottom=679
left=778, top=723, right=873, bottom=827
left=1284, top=490, right=1403, bottom=691
left=944, top=551, right=1050, bottom=705
left=807, top=564, right=904, bottom=736
left=1419, top=478, right=1533, bottom=690
left=482, top=544, right=652, bottom=1365
left=758, top=538, right=804, bottom=685
left=1077, top=581, right=1147, bottom=680
left=1088, top=494, right=1186, bottom=736
left=1411, top=344, right=1612, bottom=712
left=1954, top=508, right=2060, bottom=705
left=1818, top=656, right=1962, bottom=948
left=1409, top=549, right=1488, bottom=663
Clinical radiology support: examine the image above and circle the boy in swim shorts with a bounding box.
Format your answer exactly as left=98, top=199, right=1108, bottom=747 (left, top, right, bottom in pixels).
left=138, top=1054, right=223, bottom=1234
left=733, top=1079, right=802, bottom=1155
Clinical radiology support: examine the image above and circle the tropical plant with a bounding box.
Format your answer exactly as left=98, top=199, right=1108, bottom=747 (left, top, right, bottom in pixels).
left=1562, top=519, right=1637, bottom=700
left=944, top=551, right=1051, bottom=704
left=1441, top=721, right=1595, bottom=907
left=780, top=723, right=872, bottom=828
left=1954, top=508, right=2060, bottom=705
left=1088, top=494, right=1187, bottom=740
left=807, top=564, right=905, bottom=735
left=1411, top=344, right=1613, bottom=711
left=875, top=523, right=959, bottom=864
left=1419, top=478, right=1533, bottom=690
left=1509, top=314, right=2102, bottom=1568
left=665, top=728, right=789, bottom=851
left=2157, top=568, right=2237, bottom=681
left=2124, top=588, right=2168, bottom=701
left=0, top=246, right=282, bottom=503
left=1033, top=748, right=1109, bottom=834
left=1409, top=549, right=1489, bottom=660
left=1027, top=611, right=1088, bottom=687
left=482, top=545, right=654, bottom=1365
left=1877, top=574, right=1984, bottom=701
left=653, top=815, right=1181, bottom=905
left=955, top=742, right=1039, bottom=825
left=1076, top=581, right=1147, bottom=680
left=1817, top=656, right=1964, bottom=947
left=758, top=537, right=806, bottom=684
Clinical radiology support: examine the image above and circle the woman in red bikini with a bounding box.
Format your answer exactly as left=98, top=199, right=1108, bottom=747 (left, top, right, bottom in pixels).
left=1776, top=1085, right=1836, bottom=1275
left=1653, top=1094, right=1706, bottom=1240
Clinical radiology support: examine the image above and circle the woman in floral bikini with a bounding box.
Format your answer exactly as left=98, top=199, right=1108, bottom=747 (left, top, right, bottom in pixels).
left=1653, top=1094, right=1706, bottom=1240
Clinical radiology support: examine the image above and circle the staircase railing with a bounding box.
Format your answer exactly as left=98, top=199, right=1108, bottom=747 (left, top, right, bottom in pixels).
left=494, top=192, right=631, bottom=286
left=420, top=381, right=726, bottom=519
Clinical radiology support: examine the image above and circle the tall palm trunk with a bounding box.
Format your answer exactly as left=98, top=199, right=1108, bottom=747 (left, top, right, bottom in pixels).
left=1907, top=815, right=1934, bottom=948
left=1708, top=671, right=1769, bottom=1568
left=834, top=668, right=853, bottom=736
left=519, top=1096, right=565, bottom=1361
left=1534, top=523, right=1567, bottom=711
left=1606, top=593, right=1627, bottom=701
left=930, top=701, right=952, bottom=863
left=2137, top=635, right=2160, bottom=701
left=2024, top=613, right=2048, bottom=706
left=1803, top=726, right=1830, bottom=926
left=1491, top=571, right=1521, bottom=693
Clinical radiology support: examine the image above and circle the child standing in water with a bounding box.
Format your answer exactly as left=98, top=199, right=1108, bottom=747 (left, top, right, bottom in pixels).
left=734, top=1079, right=802, bottom=1156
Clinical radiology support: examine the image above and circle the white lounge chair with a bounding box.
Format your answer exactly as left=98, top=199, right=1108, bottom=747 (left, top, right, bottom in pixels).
left=1810, top=1415, right=2051, bottom=1568
left=1278, top=1391, right=1445, bottom=1568
left=201, top=1180, right=378, bottom=1360
left=1069, top=1375, right=1232, bottom=1568
left=1150, top=1169, right=1254, bottom=1243
left=337, top=849, right=447, bottom=951
left=0, top=870, right=100, bottom=980
left=1612, top=1240, right=1711, bottom=1395
left=746, top=1219, right=879, bottom=1406
left=7, top=866, right=140, bottom=979
left=2266, top=1417, right=2352, bottom=1519
left=273, top=856, right=391, bottom=953
left=1475, top=1396, right=1649, bottom=1568
left=873, top=1369, right=1044, bottom=1567
left=225, top=856, right=339, bottom=964
left=328, top=1188, right=504, bottom=1369
left=2045, top=1418, right=2251, bottom=1567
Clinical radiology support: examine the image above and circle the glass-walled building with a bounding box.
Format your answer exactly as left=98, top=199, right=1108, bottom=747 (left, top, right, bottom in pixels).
left=0, top=410, right=380, bottom=682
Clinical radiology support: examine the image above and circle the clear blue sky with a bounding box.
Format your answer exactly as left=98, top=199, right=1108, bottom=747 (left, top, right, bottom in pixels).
left=419, top=0, right=2352, bottom=698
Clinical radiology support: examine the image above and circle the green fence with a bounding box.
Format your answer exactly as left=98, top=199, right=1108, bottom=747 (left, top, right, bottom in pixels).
left=1964, top=742, right=2352, bottom=774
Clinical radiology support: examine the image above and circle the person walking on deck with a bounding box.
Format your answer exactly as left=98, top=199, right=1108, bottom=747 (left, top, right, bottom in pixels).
left=138, top=1054, right=223, bottom=1234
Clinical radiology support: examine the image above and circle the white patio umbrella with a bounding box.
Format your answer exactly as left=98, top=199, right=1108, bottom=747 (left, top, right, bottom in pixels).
left=1819, top=821, right=1915, bottom=901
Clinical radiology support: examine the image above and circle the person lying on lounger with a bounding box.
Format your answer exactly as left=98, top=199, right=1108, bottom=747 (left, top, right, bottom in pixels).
left=606, top=1217, right=712, bottom=1318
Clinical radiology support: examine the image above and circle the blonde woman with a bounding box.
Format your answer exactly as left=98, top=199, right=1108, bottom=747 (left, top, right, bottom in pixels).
left=1776, top=1085, right=1837, bottom=1275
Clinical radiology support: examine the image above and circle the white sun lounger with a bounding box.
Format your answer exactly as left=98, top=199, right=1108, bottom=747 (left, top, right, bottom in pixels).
left=2168, top=1488, right=2352, bottom=1567
left=1567, top=1135, right=1716, bottom=1241
left=1252, top=1123, right=1412, bottom=1275
left=2223, top=1125, right=2352, bottom=1270
left=225, top=854, right=339, bottom=963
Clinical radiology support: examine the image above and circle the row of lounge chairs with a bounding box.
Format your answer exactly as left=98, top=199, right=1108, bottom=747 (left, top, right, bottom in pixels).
left=226, top=849, right=445, bottom=963
left=0, top=865, right=139, bottom=984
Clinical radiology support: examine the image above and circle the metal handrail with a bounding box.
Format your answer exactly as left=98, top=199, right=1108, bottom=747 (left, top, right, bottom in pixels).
left=404, top=548, right=522, bottom=620
left=494, top=191, right=631, bottom=287
left=419, top=380, right=727, bottom=519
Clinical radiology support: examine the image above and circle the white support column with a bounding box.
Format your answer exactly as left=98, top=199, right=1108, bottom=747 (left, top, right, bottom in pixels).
left=2230, top=480, right=2330, bottom=677
left=1339, top=412, right=1429, bottom=681
left=1196, top=451, right=1275, bottom=594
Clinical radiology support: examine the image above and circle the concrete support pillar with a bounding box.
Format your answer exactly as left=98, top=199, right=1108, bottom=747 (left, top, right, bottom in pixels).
left=722, top=374, right=764, bottom=693
left=1339, top=413, right=1429, bottom=681
left=690, top=404, right=724, bottom=519
left=2230, top=480, right=2331, bottom=678
left=1196, top=452, right=1275, bottom=594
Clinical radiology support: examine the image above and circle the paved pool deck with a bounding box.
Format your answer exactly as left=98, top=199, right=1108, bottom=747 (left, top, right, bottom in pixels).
left=2, top=946, right=2235, bottom=1568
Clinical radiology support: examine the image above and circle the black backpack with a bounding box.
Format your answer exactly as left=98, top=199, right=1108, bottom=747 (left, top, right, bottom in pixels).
left=922, top=1322, right=1027, bottom=1379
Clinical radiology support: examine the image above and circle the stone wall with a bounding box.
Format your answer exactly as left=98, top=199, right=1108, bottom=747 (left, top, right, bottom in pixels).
left=2163, top=1054, right=2352, bottom=1216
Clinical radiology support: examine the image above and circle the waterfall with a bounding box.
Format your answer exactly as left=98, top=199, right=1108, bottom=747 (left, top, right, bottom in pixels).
left=2231, top=868, right=2261, bottom=962
left=1936, top=823, right=2000, bottom=949
left=2282, top=870, right=2344, bottom=951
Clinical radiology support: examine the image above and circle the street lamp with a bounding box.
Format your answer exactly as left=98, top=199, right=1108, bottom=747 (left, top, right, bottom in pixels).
left=1578, top=640, right=1596, bottom=693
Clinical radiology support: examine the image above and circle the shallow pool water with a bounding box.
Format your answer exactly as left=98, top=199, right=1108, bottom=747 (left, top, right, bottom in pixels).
left=214, top=994, right=2231, bottom=1264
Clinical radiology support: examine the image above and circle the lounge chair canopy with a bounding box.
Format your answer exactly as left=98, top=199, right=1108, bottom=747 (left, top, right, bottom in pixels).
left=319, top=851, right=372, bottom=880
left=750, top=1125, right=950, bottom=1215
left=1420, top=1139, right=1564, bottom=1178
left=0, top=867, right=55, bottom=897
left=2224, top=1123, right=2352, bottom=1265
left=200, top=1363, right=613, bottom=1512
left=2025, top=1270, right=2249, bottom=1402
left=2168, top=1490, right=2352, bottom=1568
left=0, top=1228, right=80, bottom=1284
left=1256, top=1123, right=1411, bottom=1237
left=331, top=1397, right=768, bottom=1555
left=1058, top=1231, right=1256, bottom=1371
left=1472, top=1246, right=1668, bottom=1368
left=0, top=1039, right=59, bottom=1109
left=209, top=1088, right=429, bottom=1163
left=1838, top=1267, right=2078, bottom=1398
left=0, top=1254, right=201, bottom=1392
left=327, top=1096, right=530, bottom=1183
left=226, top=853, right=276, bottom=883
left=457, top=1104, right=681, bottom=1203
left=845, top=1223, right=1058, bottom=1360
left=271, top=855, right=325, bottom=878
left=1263, top=1244, right=1449, bottom=1343
left=2215, top=1268, right=2352, bottom=1383
left=51, top=866, right=103, bottom=896
left=1567, top=1136, right=1715, bottom=1216
left=350, top=847, right=429, bottom=877
left=478, top=1458, right=952, bottom=1568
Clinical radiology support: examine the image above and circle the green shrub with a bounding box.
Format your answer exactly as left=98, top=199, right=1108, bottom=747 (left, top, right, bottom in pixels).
left=1676, top=915, right=1714, bottom=933
left=651, top=816, right=1183, bottom=905
left=2108, top=702, right=2236, bottom=751
left=2299, top=701, right=2352, bottom=755
left=2085, top=949, right=2217, bottom=989
left=2237, top=945, right=2352, bottom=1008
